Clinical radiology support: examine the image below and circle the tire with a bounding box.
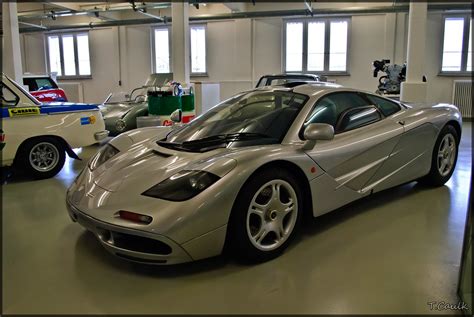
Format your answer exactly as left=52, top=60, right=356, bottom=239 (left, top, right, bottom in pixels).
left=418, top=124, right=459, bottom=187
left=16, top=137, right=66, bottom=180
left=227, top=168, right=303, bottom=262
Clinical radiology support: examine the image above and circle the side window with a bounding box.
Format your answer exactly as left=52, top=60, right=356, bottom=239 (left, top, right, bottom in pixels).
left=337, top=106, right=382, bottom=132
left=304, top=92, right=370, bottom=128
left=1, top=83, right=19, bottom=107
left=365, top=94, right=401, bottom=117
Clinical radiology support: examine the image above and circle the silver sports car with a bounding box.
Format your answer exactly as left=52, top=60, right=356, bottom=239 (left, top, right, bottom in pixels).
left=66, top=83, right=462, bottom=265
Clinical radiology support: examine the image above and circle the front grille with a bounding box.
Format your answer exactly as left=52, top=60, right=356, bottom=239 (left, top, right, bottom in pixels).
left=101, top=230, right=173, bottom=255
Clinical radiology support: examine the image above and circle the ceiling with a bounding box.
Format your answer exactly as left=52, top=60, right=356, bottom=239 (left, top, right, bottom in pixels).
left=14, top=1, right=471, bottom=33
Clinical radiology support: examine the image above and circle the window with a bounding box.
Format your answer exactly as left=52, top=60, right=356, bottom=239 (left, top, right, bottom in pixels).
left=47, top=33, right=91, bottom=77
left=364, top=94, right=401, bottom=117
left=304, top=92, right=370, bottom=130
left=286, top=22, right=304, bottom=71
left=441, top=16, right=472, bottom=73
left=153, top=27, right=171, bottom=73
left=1, top=83, right=19, bottom=107
left=284, top=18, right=350, bottom=74
left=190, top=25, right=206, bottom=74
left=337, top=106, right=382, bottom=132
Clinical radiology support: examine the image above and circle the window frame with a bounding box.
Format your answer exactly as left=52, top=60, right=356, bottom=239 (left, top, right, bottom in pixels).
left=1, top=83, right=20, bottom=108
left=45, top=31, right=92, bottom=80
left=440, top=14, right=472, bottom=76
left=189, top=23, right=208, bottom=77
left=151, top=25, right=172, bottom=74
left=283, top=17, right=351, bottom=76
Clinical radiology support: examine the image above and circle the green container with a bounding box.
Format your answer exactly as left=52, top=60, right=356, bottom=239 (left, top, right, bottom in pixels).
left=181, top=94, right=195, bottom=112
left=148, top=95, right=182, bottom=116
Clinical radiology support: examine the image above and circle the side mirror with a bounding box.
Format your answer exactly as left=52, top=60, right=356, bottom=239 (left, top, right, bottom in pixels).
left=302, top=123, right=334, bottom=150
left=170, top=109, right=182, bottom=123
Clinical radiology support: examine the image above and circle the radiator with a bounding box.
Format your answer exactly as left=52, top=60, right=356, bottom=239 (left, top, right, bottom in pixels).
left=58, top=82, right=84, bottom=103
left=452, top=80, right=472, bottom=119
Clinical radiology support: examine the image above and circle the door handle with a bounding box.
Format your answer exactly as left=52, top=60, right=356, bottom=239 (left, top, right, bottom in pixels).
left=398, top=120, right=405, bottom=126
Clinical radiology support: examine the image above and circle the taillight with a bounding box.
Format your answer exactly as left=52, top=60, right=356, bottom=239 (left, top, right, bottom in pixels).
left=118, top=210, right=152, bottom=224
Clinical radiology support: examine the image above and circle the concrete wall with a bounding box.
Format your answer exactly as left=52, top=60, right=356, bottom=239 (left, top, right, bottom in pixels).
left=20, top=11, right=467, bottom=104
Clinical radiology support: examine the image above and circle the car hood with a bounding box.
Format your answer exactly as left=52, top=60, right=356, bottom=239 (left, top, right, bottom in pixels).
left=91, top=137, right=237, bottom=193
left=100, top=102, right=144, bottom=119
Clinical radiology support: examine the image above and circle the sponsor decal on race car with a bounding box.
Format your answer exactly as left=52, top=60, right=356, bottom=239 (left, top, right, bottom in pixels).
left=8, top=107, right=40, bottom=117
left=80, top=115, right=97, bottom=125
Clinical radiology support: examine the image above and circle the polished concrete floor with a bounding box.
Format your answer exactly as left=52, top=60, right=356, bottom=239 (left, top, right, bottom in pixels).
left=2, top=123, right=472, bottom=314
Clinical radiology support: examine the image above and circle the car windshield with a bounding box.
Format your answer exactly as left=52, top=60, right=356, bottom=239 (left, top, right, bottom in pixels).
left=256, top=76, right=318, bottom=88
left=163, top=90, right=308, bottom=151
left=105, top=88, right=148, bottom=104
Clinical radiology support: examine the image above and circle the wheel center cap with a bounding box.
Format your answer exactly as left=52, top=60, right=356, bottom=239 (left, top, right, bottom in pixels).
left=269, top=210, right=278, bottom=220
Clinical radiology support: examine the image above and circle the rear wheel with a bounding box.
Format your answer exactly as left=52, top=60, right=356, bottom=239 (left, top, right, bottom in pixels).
left=419, top=125, right=459, bottom=186
left=228, top=168, right=302, bottom=262
left=16, top=137, right=66, bottom=179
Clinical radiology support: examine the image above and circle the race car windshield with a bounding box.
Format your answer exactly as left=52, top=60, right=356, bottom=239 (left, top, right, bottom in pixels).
left=165, top=90, right=308, bottom=146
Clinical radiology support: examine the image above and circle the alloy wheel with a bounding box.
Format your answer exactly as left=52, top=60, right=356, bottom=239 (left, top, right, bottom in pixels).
left=437, top=133, right=456, bottom=177
left=246, top=179, right=298, bottom=251
left=29, top=142, right=60, bottom=172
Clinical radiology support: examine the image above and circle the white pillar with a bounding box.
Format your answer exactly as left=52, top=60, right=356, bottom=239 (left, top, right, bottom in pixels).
left=171, top=3, right=190, bottom=86
left=2, top=2, right=23, bottom=83
left=384, top=13, right=397, bottom=62
left=400, top=2, right=428, bottom=103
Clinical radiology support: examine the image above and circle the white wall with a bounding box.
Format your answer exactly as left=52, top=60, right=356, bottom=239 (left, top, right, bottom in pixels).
left=20, top=11, right=467, bottom=104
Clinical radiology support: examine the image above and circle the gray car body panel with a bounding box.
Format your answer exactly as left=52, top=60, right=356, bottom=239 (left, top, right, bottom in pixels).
left=100, top=101, right=148, bottom=136
left=67, top=84, right=462, bottom=264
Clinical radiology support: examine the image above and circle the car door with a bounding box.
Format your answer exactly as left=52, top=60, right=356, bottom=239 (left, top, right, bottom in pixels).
left=304, top=91, right=404, bottom=194
left=361, top=93, right=437, bottom=192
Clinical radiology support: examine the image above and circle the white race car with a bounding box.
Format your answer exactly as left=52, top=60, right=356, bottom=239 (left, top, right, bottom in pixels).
left=1, top=73, right=109, bottom=179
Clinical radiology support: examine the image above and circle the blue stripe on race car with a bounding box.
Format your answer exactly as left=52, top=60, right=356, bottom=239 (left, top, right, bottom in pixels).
left=40, top=104, right=99, bottom=114
left=1, top=103, right=99, bottom=118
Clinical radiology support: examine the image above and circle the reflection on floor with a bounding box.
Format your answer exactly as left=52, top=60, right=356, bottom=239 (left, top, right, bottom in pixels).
left=2, top=123, right=472, bottom=314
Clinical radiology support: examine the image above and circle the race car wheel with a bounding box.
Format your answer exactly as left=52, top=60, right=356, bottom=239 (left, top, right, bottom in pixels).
left=228, top=168, right=302, bottom=262
left=419, top=124, right=459, bottom=187
left=17, top=137, right=66, bottom=179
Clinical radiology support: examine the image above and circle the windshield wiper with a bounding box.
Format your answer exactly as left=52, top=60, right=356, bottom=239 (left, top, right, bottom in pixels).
left=182, top=132, right=274, bottom=146
left=157, top=132, right=275, bottom=152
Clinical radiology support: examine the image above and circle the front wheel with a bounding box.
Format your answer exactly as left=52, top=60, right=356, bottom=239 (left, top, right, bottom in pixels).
left=419, top=125, right=459, bottom=186
left=228, top=168, right=302, bottom=262
left=16, top=137, right=66, bottom=179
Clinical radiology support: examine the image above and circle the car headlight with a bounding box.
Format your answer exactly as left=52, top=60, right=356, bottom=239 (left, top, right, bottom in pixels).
left=89, top=144, right=119, bottom=171
left=142, top=170, right=220, bottom=201
left=115, top=119, right=126, bottom=132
